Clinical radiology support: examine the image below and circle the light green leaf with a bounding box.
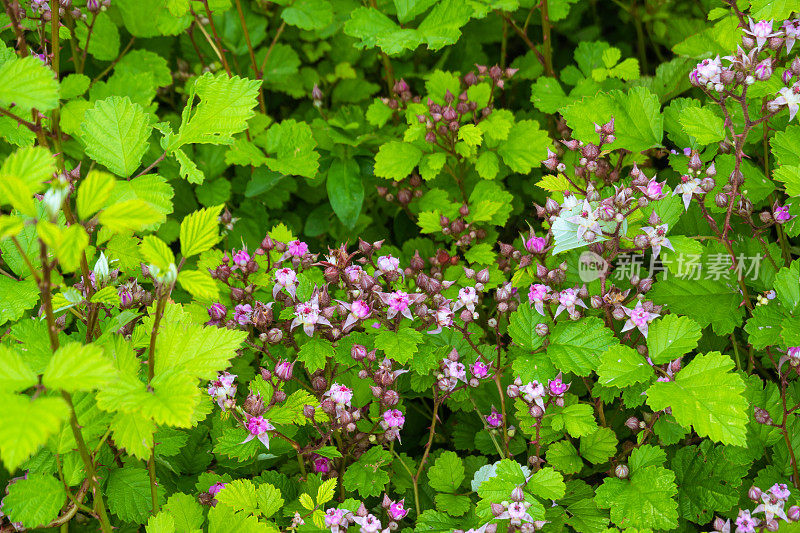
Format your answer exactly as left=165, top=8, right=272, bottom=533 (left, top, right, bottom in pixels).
left=428, top=450, right=464, bottom=493
left=327, top=159, right=364, bottom=228
left=107, top=465, right=166, bottom=524
left=548, top=317, right=617, bottom=376
left=528, top=467, right=566, bottom=499
left=98, top=199, right=161, bottom=233
left=597, top=344, right=654, bottom=388
left=77, top=170, right=116, bottom=220
left=647, top=314, right=702, bottom=364
left=679, top=106, right=724, bottom=145
left=281, top=0, right=332, bottom=30
left=297, top=337, right=335, bottom=373
left=374, top=141, right=422, bottom=180
left=180, top=205, right=223, bottom=257
left=646, top=351, right=748, bottom=445
left=579, top=427, right=618, bottom=464
left=43, top=342, right=115, bottom=392
left=0, top=345, right=37, bottom=392
left=374, top=326, right=423, bottom=364
left=81, top=96, right=152, bottom=177
left=0, top=394, right=69, bottom=472
left=3, top=474, right=65, bottom=528
left=595, top=465, right=678, bottom=530
left=497, top=120, right=550, bottom=174
left=0, top=56, right=60, bottom=111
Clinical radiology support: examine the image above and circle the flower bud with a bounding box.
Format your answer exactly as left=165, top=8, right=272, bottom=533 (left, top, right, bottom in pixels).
left=712, top=517, right=727, bottom=531
left=615, top=464, right=629, bottom=479
left=535, top=323, right=549, bottom=337
left=272, top=389, right=286, bottom=403
left=351, top=344, right=367, bottom=360
left=243, top=393, right=265, bottom=416
left=311, top=376, right=327, bottom=391
left=625, top=417, right=640, bottom=431
left=267, top=328, right=283, bottom=343
left=748, top=486, right=762, bottom=501
left=754, top=406, right=772, bottom=425
left=765, top=519, right=780, bottom=532
left=510, top=486, right=525, bottom=502
left=303, top=404, right=315, bottom=418
left=788, top=505, right=800, bottom=521
left=491, top=503, right=506, bottom=517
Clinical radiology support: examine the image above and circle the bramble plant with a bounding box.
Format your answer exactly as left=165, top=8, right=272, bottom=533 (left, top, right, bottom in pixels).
left=3, top=0, right=800, bottom=532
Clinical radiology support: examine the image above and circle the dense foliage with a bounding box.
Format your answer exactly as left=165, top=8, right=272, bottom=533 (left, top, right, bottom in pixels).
left=2, top=0, right=800, bottom=531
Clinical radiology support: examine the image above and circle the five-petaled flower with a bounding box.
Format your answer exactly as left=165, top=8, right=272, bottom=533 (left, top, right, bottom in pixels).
left=621, top=301, right=659, bottom=338
left=642, top=224, right=674, bottom=258
left=243, top=416, right=274, bottom=449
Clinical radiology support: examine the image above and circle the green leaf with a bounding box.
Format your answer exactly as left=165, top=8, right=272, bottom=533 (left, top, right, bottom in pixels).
left=43, top=342, right=114, bottom=392
left=428, top=450, right=464, bottom=493
left=458, top=124, right=482, bottom=147
left=173, top=73, right=261, bottom=148
left=0, top=346, right=37, bottom=392
left=0, top=146, right=56, bottom=215
left=0, top=394, right=69, bottom=472
left=140, top=235, right=175, bottom=271
left=3, top=474, right=65, bottom=528
left=670, top=442, right=750, bottom=523
left=327, top=159, right=364, bottom=228
left=77, top=170, right=116, bottom=220
left=750, top=0, right=796, bottom=20
left=475, top=151, right=499, bottom=179
left=98, top=199, right=161, bottom=233
left=649, top=275, right=745, bottom=335
left=81, top=96, right=153, bottom=177
left=434, top=493, right=471, bottom=516
left=374, top=326, right=423, bottom=364
left=0, top=56, right=60, bottom=111
left=548, top=317, right=617, bottom=376
left=281, top=0, right=332, bottom=30
left=178, top=270, right=219, bottom=300
left=647, top=314, right=702, bottom=364
left=216, top=479, right=259, bottom=515
left=374, top=141, right=422, bottom=180
left=530, top=77, right=569, bottom=114
left=110, top=411, right=155, bottom=460
left=546, top=440, right=583, bottom=474
left=146, top=513, right=175, bottom=533
left=528, top=467, right=566, bottom=499
left=0, top=277, right=38, bottom=326
left=679, top=105, right=724, bottom=145
left=107, top=465, right=166, bottom=524
left=597, top=344, right=654, bottom=388
left=562, top=87, right=663, bottom=153
left=343, top=446, right=392, bottom=498
left=163, top=492, right=205, bottom=531
left=180, top=205, right=223, bottom=257
left=297, top=337, right=334, bottom=373
left=263, top=119, right=320, bottom=178
left=579, top=427, right=618, bottom=464
left=497, top=120, right=550, bottom=174
left=774, top=259, right=800, bottom=313
left=629, top=444, right=666, bottom=471
left=595, top=465, right=678, bottom=530
left=550, top=403, right=598, bottom=437
left=646, top=351, right=748, bottom=446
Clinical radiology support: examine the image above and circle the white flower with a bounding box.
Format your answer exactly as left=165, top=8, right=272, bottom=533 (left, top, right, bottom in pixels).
left=642, top=224, right=674, bottom=258
left=565, top=200, right=602, bottom=242
left=672, top=176, right=702, bottom=210
left=774, top=83, right=800, bottom=122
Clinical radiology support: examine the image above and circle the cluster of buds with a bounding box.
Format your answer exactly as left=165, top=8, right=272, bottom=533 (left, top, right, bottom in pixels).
left=420, top=89, right=484, bottom=144
left=28, top=0, right=87, bottom=20
left=713, top=484, right=800, bottom=532
left=375, top=173, right=424, bottom=206
left=467, top=64, right=519, bottom=90
left=438, top=206, right=489, bottom=248
left=543, top=118, right=618, bottom=185
left=379, top=79, right=422, bottom=112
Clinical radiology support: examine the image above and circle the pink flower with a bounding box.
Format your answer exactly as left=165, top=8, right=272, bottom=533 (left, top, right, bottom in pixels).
left=313, top=456, right=331, bottom=474
left=486, top=407, right=503, bottom=428
left=339, top=299, right=371, bottom=331
left=774, top=204, right=793, bottom=223
left=528, top=284, right=551, bottom=316
left=234, top=304, right=253, bottom=326
left=554, top=287, right=587, bottom=318
left=273, top=267, right=297, bottom=298
left=325, top=508, right=346, bottom=529
left=232, top=249, right=250, bottom=268
left=208, top=371, right=237, bottom=408
left=353, top=514, right=382, bottom=533
left=291, top=294, right=331, bottom=336
left=637, top=178, right=666, bottom=200
left=376, top=255, right=400, bottom=274
left=548, top=373, right=570, bottom=396
left=774, top=82, right=800, bottom=122
left=456, top=286, right=480, bottom=312
left=745, top=18, right=781, bottom=48
left=325, top=383, right=353, bottom=406
left=642, top=224, right=674, bottom=258
left=525, top=235, right=546, bottom=253
left=621, top=301, right=659, bottom=338
left=208, top=482, right=226, bottom=496
left=520, top=381, right=546, bottom=409
left=243, top=416, right=274, bottom=448
left=388, top=499, right=408, bottom=520
left=287, top=240, right=308, bottom=257
left=695, top=56, right=722, bottom=84
left=382, top=409, right=405, bottom=429
left=344, top=265, right=363, bottom=283
left=471, top=360, right=489, bottom=379
left=769, top=483, right=791, bottom=500
left=429, top=305, right=454, bottom=334
left=784, top=19, right=800, bottom=52
left=378, top=291, right=425, bottom=320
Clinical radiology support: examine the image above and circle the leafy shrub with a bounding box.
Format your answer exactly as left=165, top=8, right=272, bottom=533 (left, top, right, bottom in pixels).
left=1, top=0, right=800, bottom=532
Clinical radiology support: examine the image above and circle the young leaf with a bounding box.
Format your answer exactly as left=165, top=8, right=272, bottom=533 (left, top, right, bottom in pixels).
left=3, top=474, right=65, bottom=528
left=374, top=141, right=422, bottom=180
left=42, top=342, right=115, bottom=392
left=0, top=394, right=69, bottom=472
left=77, top=170, right=116, bottom=220
left=80, top=96, right=153, bottom=177
left=0, top=56, right=60, bottom=111
left=595, top=465, right=678, bottom=530
left=428, top=450, right=465, bottom=493
left=180, top=205, right=223, bottom=257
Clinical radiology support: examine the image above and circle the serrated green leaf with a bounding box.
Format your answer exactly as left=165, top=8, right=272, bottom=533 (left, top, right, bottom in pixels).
left=679, top=106, right=724, bottom=145
left=81, top=96, right=153, bottom=177
left=548, top=317, right=617, bottom=375
left=646, top=351, right=748, bottom=445
left=0, top=56, right=60, bottom=111
left=595, top=465, right=678, bottom=530
left=647, top=314, right=702, bottom=364
left=343, top=446, right=392, bottom=497
left=0, top=394, right=69, bottom=472
left=107, top=465, right=166, bottom=524
left=3, top=474, right=65, bottom=528
left=428, top=450, right=464, bottom=493
left=77, top=170, right=116, bottom=220
left=180, top=205, right=223, bottom=257
left=374, top=326, right=422, bottom=364
left=579, top=427, right=618, bottom=464
left=297, top=337, right=334, bottom=373
left=374, top=141, right=422, bottom=180
left=43, top=342, right=114, bottom=392
left=497, top=119, right=550, bottom=174
left=597, top=344, right=654, bottom=387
